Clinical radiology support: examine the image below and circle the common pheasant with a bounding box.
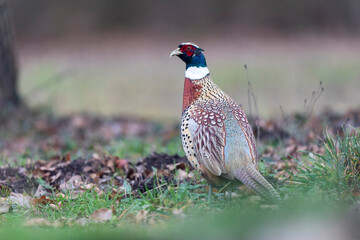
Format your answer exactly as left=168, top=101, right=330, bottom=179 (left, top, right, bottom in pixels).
left=170, top=42, right=280, bottom=201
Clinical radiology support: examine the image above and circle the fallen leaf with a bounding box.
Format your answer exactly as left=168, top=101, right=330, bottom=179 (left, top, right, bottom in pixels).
left=34, top=185, right=48, bottom=198
left=109, top=189, right=122, bottom=201
left=166, top=162, right=186, bottom=171
left=260, top=204, right=279, bottom=210
left=248, top=195, right=261, bottom=203
left=177, top=169, right=191, bottom=181
left=225, top=191, right=240, bottom=198
left=0, top=200, right=11, bottom=214
left=172, top=208, right=185, bottom=218
left=49, top=203, right=59, bottom=210
left=50, top=171, right=62, bottom=183
left=157, top=169, right=171, bottom=177
left=115, top=158, right=129, bottom=170
left=63, top=153, right=71, bottom=162
left=83, top=183, right=95, bottom=190
left=353, top=192, right=360, bottom=197
left=75, top=217, right=89, bottom=226
left=23, top=218, right=52, bottom=227
left=31, top=195, right=55, bottom=206
left=52, top=219, right=65, bottom=228
left=135, top=210, right=148, bottom=223
left=106, top=158, right=115, bottom=172
left=60, top=175, right=83, bottom=191
left=111, top=205, right=116, bottom=214
left=9, top=193, right=31, bottom=208
left=89, top=208, right=113, bottom=222
left=117, top=209, right=129, bottom=220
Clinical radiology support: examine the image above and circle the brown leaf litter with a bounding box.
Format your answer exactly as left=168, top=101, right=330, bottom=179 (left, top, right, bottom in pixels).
left=0, top=153, right=189, bottom=198
left=89, top=208, right=114, bottom=222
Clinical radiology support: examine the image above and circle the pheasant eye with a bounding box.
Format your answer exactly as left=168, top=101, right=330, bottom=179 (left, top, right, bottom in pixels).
left=186, top=46, right=192, bottom=51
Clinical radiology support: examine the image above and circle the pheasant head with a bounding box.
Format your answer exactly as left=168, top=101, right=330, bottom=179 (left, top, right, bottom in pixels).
left=170, top=42, right=209, bottom=80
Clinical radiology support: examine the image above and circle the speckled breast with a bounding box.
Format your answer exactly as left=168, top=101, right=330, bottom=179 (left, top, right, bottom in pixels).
left=181, top=107, right=201, bottom=171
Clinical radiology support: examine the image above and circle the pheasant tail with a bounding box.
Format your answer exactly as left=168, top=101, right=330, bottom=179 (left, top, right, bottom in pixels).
left=235, top=166, right=281, bottom=202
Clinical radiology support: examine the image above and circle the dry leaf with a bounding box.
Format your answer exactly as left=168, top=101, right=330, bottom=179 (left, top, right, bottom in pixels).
left=260, top=204, right=279, bottom=210
left=60, top=175, right=83, bottom=191
left=177, top=169, right=190, bottom=181
left=31, top=195, right=55, bottom=206
left=89, top=208, right=113, bottom=222
left=49, top=203, right=58, bottom=210
left=115, top=158, right=129, bottom=170
left=106, top=158, right=115, bottom=172
left=225, top=191, right=240, bottom=198
left=75, top=217, right=89, bottom=226
left=117, top=209, right=129, bottom=220
left=23, top=218, right=52, bottom=227
left=0, top=200, right=11, bottom=214
left=167, top=162, right=186, bottom=171
left=52, top=219, right=65, bottom=228
left=111, top=205, right=116, bottom=214
left=23, top=218, right=64, bottom=227
left=172, top=208, right=185, bottom=218
left=50, top=171, right=62, bottom=183
left=83, top=183, right=95, bottom=190
left=135, top=210, right=148, bottom=223
left=63, top=153, right=71, bottom=162
left=34, top=185, right=48, bottom=197
left=109, top=189, right=122, bottom=201
left=9, top=193, right=31, bottom=208
left=248, top=195, right=261, bottom=203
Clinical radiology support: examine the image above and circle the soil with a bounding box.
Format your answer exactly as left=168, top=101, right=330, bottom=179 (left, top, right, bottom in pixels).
left=0, top=152, right=190, bottom=196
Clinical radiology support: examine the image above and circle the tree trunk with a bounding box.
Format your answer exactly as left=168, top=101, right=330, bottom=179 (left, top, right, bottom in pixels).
left=0, top=1, right=19, bottom=109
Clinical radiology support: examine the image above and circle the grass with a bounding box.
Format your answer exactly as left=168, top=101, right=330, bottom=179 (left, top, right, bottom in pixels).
left=290, top=128, right=360, bottom=201
left=1, top=128, right=360, bottom=239
left=106, top=136, right=184, bottom=160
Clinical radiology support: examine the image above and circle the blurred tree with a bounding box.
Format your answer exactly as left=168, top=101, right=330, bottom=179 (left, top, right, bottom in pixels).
left=0, top=0, right=19, bottom=109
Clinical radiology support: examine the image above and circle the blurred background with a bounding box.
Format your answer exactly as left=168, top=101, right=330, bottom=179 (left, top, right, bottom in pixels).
left=9, top=0, right=360, bottom=120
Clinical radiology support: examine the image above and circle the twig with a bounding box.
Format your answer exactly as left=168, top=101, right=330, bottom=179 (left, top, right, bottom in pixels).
left=341, top=118, right=350, bottom=129
left=218, top=181, right=232, bottom=193
left=279, top=105, right=286, bottom=122
left=244, top=64, right=260, bottom=147
left=245, top=65, right=253, bottom=118
left=279, top=105, right=290, bottom=131
left=117, top=208, right=129, bottom=220
left=299, top=81, right=324, bottom=126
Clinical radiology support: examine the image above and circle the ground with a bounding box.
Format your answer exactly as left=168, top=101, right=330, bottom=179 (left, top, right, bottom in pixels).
left=1, top=106, right=360, bottom=239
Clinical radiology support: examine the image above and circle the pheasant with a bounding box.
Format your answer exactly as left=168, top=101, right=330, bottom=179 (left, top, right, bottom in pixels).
left=170, top=42, right=280, bottom=201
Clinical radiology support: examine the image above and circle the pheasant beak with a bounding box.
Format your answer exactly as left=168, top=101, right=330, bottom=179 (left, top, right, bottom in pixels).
left=170, top=48, right=182, bottom=58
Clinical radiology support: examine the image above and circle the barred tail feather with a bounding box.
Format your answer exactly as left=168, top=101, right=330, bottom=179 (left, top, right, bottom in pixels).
left=235, top=166, right=281, bottom=202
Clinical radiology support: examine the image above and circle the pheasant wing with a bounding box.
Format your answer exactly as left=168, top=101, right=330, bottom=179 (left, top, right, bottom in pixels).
left=229, top=101, right=258, bottom=165
left=188, top=104, right=227, bottom=176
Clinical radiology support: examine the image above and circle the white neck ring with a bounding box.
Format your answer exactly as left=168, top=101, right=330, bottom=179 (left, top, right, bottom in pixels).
left=185, top=66, right=209, bottom=80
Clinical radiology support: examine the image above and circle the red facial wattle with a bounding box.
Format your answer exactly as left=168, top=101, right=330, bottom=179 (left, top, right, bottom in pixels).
left=180, top=45, right=195, bottom=57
